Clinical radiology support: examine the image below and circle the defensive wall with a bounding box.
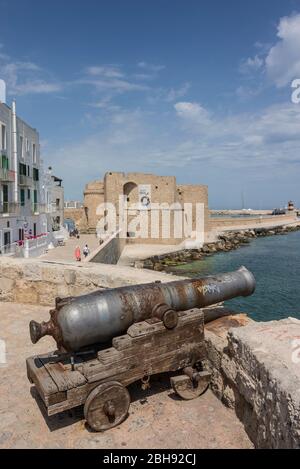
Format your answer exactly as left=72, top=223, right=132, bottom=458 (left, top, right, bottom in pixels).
left=86, top=230, right=126, bottom=265
left=209, top=213, right=297, bottom=231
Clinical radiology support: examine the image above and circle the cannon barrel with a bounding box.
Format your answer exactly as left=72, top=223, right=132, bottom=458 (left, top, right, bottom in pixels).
left=29, top=266, right=255, bottom=352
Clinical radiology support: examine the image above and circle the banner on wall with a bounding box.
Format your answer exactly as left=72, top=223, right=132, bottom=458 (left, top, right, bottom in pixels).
left=138, top=184, right=151, bottom=209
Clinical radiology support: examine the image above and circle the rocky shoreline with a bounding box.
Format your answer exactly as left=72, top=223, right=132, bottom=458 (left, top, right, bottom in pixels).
left=139, top=224, right=300, bottom=273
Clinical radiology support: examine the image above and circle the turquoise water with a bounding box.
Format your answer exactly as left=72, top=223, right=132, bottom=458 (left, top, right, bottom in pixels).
left=172, top=231, right=300, bottom=322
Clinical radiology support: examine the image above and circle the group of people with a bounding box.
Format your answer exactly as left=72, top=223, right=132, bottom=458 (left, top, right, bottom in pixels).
left=74, top=244, right=90, bottom=262
left=70, top=228, right=80, bottom=239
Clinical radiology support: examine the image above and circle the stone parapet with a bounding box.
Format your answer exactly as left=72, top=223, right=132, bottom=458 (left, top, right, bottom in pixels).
left=205, top=316, right=300, bottom=448
left=0, top=257, right=183, bottom=306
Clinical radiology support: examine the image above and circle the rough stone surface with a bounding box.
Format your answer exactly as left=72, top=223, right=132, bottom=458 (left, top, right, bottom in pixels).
left=0, top=302, right=252, bottom=449
left=205, top=316, right=300, bottom=449
left=0, top=257, right=184, bottom=306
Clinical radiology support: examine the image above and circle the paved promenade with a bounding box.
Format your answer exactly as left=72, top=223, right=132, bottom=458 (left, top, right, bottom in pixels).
left=0, top=302, right=253, bottom=449
left=39, top=234, right=99, bottom=263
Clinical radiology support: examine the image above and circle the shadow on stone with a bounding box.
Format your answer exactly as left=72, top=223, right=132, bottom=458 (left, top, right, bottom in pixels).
left=30, top=386, right=84, bottom=432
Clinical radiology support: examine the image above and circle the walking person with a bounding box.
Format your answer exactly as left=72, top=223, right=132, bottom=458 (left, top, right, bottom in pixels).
left=75, top=245, right=81, bottom=262
left=83, top=244, right=90, bottom=259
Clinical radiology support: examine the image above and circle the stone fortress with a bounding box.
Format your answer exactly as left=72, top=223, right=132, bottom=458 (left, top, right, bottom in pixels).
left=67, top=171, right=298, bottom=251
left=75, top=171, right=209, bottom=244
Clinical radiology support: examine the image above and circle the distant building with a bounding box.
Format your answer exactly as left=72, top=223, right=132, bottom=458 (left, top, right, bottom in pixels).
left=81, top=172, right=209, bottom=244
left=288, top=201, right=295, bottom=211
left=42, top=168, right=64, bottom=232
left=0, top=92, right=64, bottom=255
left=64, top=200, right=83, bottom=209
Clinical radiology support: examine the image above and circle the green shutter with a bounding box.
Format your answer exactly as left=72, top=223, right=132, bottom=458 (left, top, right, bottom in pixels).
left=20, top=189, right=25, bottom=206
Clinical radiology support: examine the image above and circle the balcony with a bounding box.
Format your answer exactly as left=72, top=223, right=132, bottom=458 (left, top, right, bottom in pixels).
left=0, top=168, right=15, bottom=183
left=0, top=202, right=20, bottom=216
left=45, top=202, right=62, bottom=214
left=19, top=174, right=32, bottom=186
left=32, top=203, right=46, bottom=215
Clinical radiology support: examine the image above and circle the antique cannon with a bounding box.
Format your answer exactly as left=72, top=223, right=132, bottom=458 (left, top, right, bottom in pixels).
left=26, top=266, right=255, bottom=431
left=30, top=266, right=255, bottom=353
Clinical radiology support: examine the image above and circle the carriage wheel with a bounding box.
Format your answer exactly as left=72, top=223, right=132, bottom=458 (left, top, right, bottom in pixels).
left=84, top=381, right=130, bottom=431
left=171, top=370, right=211, bottom=400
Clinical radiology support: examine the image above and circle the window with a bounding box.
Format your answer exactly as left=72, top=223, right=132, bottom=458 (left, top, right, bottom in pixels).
left=3, top=184, right=8, bottom=203
left=19, top=163, right=27, bottom=175
left=1, top=123, right=6, bottom=150
left=20, top=189, right=25, bottom=206
left=1, top=154, right=9, bottom=169
left=3, top=185, right=8, bottom=214
left=4, top=231, right=10, bottom=248
left=32, top=143, right=36, bottom=163
left=26, top=138, right=29, bottom=153
left=20, top=136, right=24, bottom=158
left=27, top=189, right=30, bottom=199
left=33, top=168, right=39, bottom=181
left=33, top=190, right=38, bottom=212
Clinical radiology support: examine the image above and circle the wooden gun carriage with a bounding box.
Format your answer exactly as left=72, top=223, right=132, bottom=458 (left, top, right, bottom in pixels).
left=27, top=307, right=211, bottom=432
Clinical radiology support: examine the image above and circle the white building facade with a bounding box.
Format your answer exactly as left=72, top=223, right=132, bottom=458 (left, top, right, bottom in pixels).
left=41, top=168, right=64, bottom=232
left=0, top=98, right=63, bottom=255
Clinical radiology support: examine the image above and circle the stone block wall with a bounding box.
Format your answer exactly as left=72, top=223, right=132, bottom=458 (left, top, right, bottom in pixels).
left=209, top=214, right=297, bottom=231
left=83, top=172, right=209, bottom=243
left=205, top=316, right=300, bottom=448
left=64, top=207, right=86, bottom=230
left=0, top=257, right=181, bottom=306
left=83, top=180, right=105, bottom=230
left=88, top=230, right=126, bottom=265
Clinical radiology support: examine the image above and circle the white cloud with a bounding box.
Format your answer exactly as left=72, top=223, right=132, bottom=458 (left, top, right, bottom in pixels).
left=236, top=85, right=263, bottom=101
left=79, top=63, right=151, bottom=95
left=0, top=46, right=62, bottom=95
left=133, top=61, right=166, bottom=81
left=239, top=55, right=264, bottom=74
left=79, top=77, right=149, bottom=93
left=265, top=13, right=300, bottom=87
left=86, top=65, right=124, bottom=78
left=137, top=61, right=165, bottom=73
left=14, top=80, right=62, bottom=95
left=165, top=82, right=190, bottom=102
left=174, top=101, right=212, bottom=126
left=48, top=98, right=300, bottom=201
left=241, top=13, right=300, bottom=88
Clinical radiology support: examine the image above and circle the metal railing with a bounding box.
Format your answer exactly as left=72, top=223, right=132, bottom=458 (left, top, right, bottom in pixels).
left=19, top=174, right=33, bottom=186
left=0, top=242, right=18, bottom=256
left=45, top=202, right=63, bottom=213
left=32, top=203, right=46, bottom=214
left=0, top=168, right=15, bottom=182
left=0, top=233, right=50, bottom=258
left=0, top=202, right=20, bottom=215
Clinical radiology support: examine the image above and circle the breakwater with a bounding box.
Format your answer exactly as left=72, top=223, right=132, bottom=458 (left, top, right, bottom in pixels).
left=141, top=224, right=300, bottom=322
left=142, top=224, right=300, bottom=272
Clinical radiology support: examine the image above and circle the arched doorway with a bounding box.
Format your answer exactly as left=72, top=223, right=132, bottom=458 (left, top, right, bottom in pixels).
left=123, top=182, right=139, bottom=238
left=123, top=182, right=138, bottom=203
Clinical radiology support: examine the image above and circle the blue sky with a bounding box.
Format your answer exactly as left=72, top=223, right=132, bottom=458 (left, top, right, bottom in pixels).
left=1, top=0, right=300, bottom=208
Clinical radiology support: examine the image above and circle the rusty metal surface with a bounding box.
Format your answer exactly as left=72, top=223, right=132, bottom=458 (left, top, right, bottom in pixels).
left=29, top=266, right=255, bottom=352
